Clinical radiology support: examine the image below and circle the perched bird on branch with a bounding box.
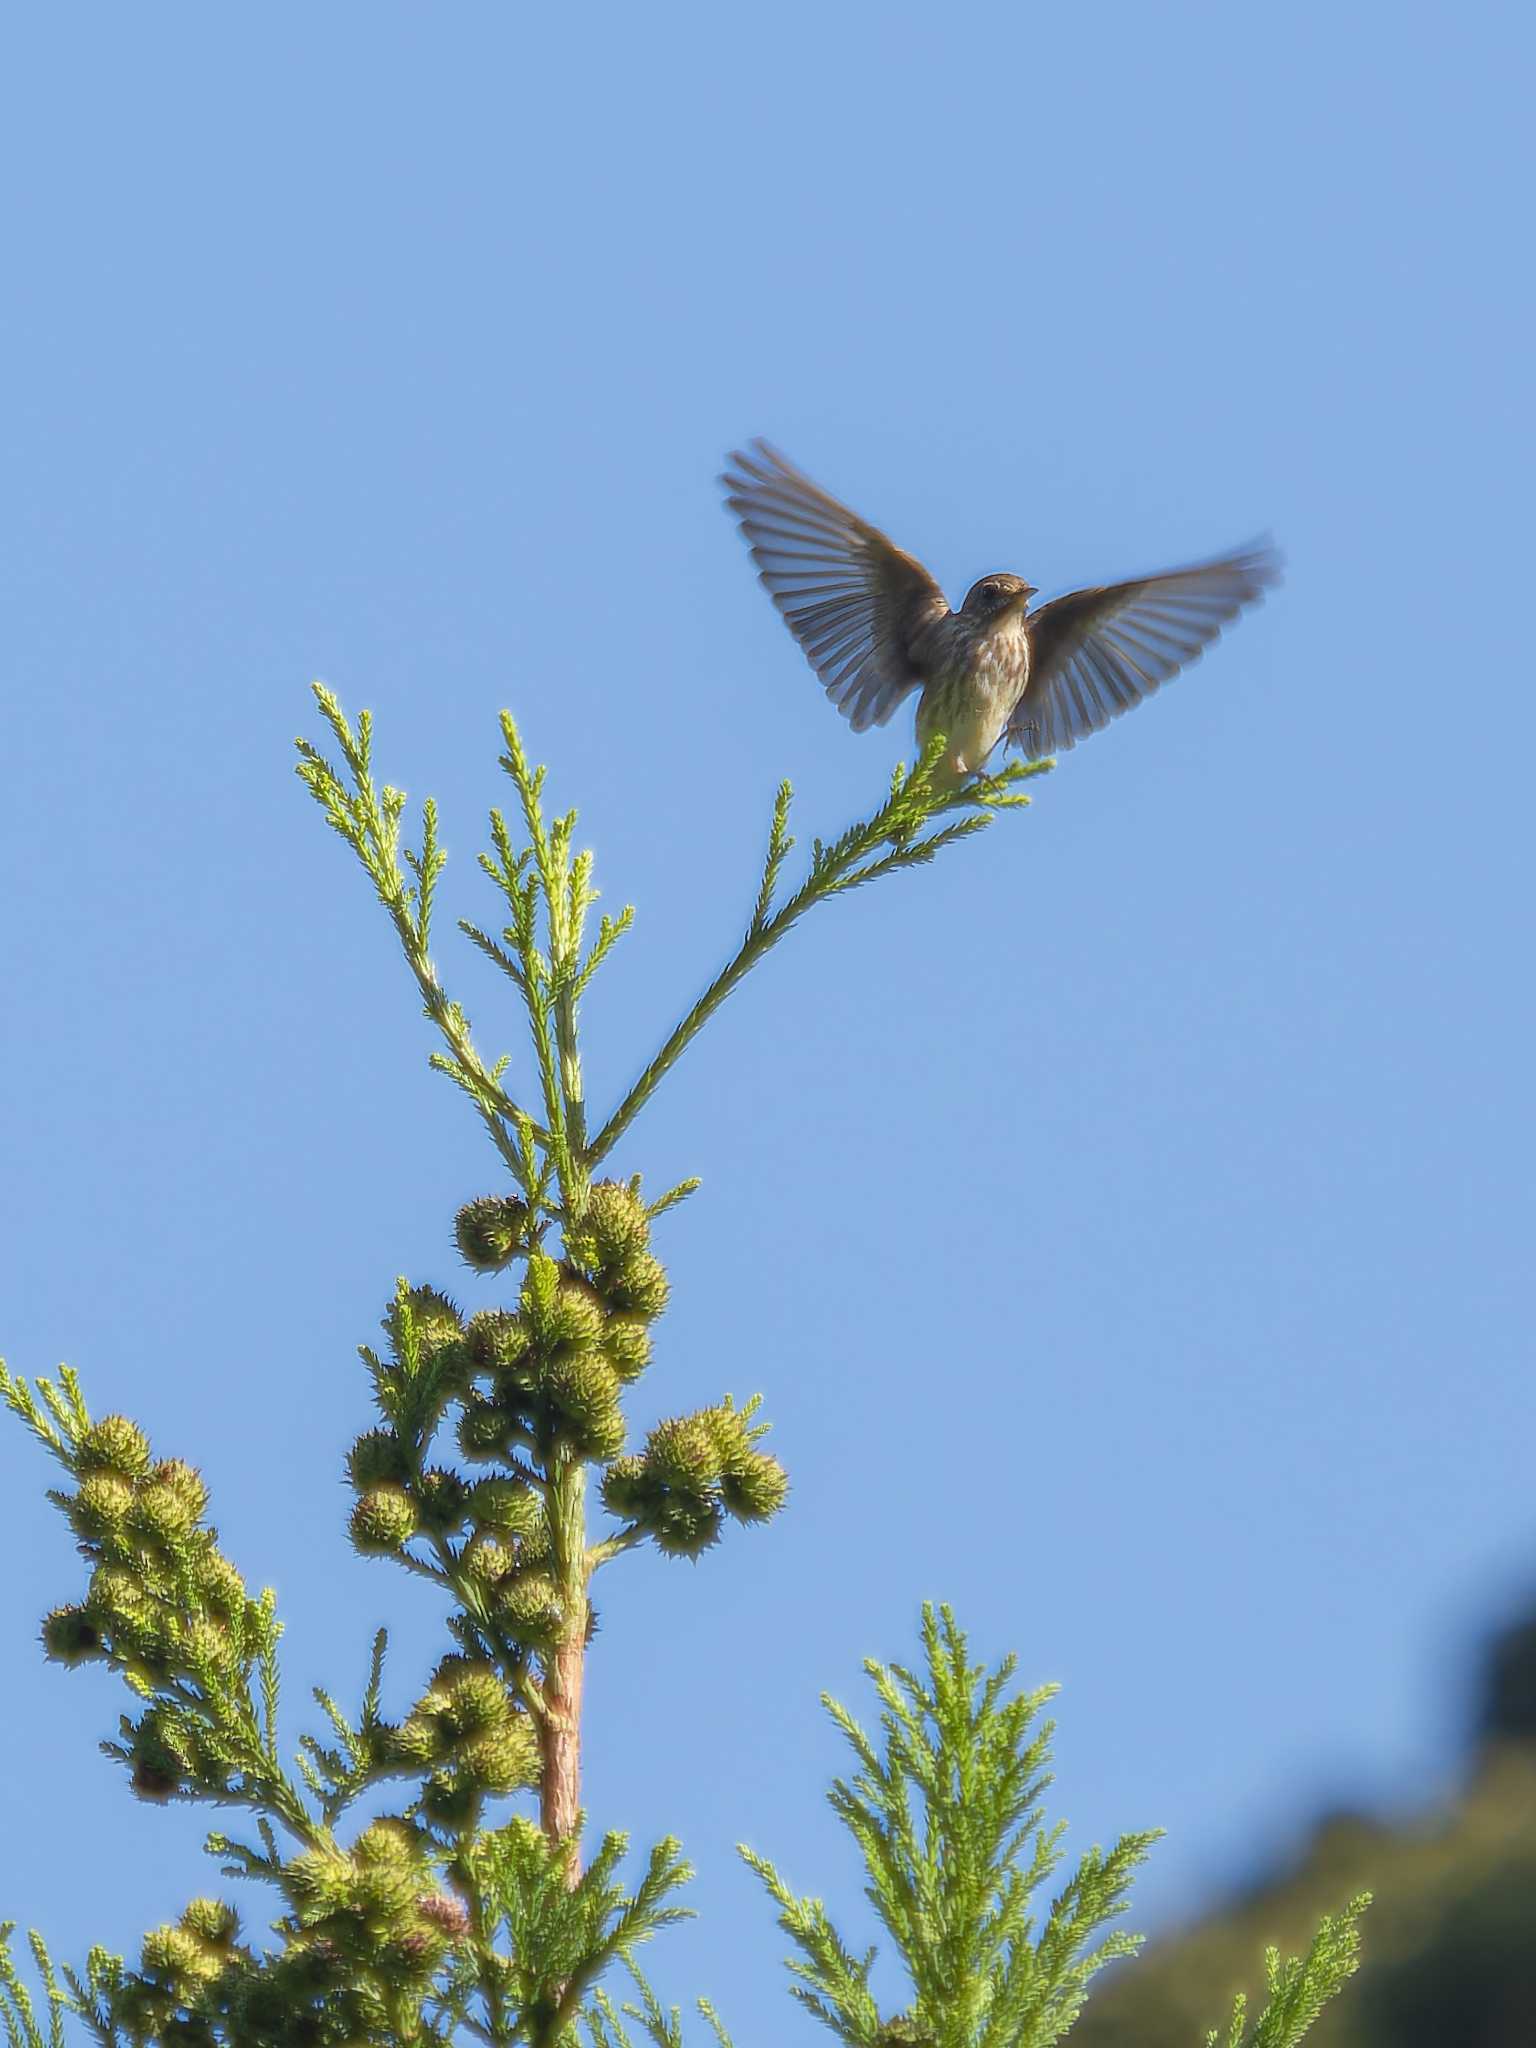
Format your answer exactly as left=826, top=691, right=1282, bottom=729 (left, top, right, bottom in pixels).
left=722, top=440, right=1280, bottom=782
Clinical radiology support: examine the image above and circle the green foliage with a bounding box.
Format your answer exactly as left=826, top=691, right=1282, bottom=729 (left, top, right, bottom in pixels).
left=436, top=1822, right=692, bottom=2047
left=1203, top=1900, right=1369, bottom=2048
left=0, top=1922, right=72, bottom=2048
left=295, top=690, right=1039, bottom=1201
left=585, top=1967, right=736, bottom=2048
left=744, top=1604, right=1161, bottom=2048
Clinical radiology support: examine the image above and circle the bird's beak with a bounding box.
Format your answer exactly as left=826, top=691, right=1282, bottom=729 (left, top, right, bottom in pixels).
left=1013, top=584, right=1037, bottom=610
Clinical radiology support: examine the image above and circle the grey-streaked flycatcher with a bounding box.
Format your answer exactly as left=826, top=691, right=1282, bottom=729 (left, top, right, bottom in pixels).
left=722, top=441, right=1280, bottom=781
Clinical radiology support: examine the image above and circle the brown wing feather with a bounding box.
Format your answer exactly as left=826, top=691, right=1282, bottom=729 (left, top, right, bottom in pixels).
left=722, top=441, right=950, bottom=732
left=1008, top=540, right=1282, bottom=760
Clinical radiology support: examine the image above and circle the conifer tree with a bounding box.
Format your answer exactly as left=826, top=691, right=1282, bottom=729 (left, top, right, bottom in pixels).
left=3, top=696, right=1367, bottom=2045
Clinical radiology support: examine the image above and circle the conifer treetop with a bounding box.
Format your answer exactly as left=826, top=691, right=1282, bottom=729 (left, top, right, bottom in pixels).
left=2, top=703, right=1368, bottom=2048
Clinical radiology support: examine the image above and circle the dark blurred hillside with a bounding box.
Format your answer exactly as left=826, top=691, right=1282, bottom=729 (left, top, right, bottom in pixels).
left=1075, top=1602, right=1536, bottom=2046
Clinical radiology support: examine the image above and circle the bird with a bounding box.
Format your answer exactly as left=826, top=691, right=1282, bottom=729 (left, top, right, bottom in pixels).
left=721, top=440, right=1281, bottom=783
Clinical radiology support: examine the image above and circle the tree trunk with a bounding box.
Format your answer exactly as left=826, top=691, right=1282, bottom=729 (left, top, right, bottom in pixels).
left=539, top=1623, right=585, bottom=1858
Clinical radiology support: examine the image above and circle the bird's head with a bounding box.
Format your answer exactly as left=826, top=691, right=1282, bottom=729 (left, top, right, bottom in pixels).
left=961, top=573, right=1035, bottom=619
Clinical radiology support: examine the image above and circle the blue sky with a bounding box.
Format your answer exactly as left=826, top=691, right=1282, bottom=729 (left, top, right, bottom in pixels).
left=2, top=1, right=1532, bottom=2031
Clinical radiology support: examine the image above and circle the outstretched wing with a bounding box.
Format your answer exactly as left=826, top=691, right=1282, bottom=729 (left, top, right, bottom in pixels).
left=722, top=441, right=951, bottom=733
left=1008, top=540, right=1282, bottom=760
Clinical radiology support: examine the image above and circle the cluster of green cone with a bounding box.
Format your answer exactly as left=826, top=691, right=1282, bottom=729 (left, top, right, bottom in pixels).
left=121, top=1825, right=468, bottom=2046
left=601, top=1403, right=788, bottom=1558
left=378, top=1654, right=541, bottom=1825
left=37, top=1412, right=275, bottom=1806
left=344, top=1180, right=787, bottom=1614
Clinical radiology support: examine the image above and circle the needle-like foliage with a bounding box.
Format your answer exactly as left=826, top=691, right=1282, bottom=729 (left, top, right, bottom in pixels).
left=1202, top=1899, right=1370, bottom=2048
left=1, top=1923, right=72, bottom=2048
left=744, top=1605, right=1160, bottom=2048
left=294, top=690, right=1044, bottom=1191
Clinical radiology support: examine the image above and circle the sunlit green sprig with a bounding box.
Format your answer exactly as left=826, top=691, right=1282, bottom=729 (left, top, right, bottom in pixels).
left=297, top=695, right=1044, bottom=1203
left=0, top=1921, right=73, bottom=2048
left=1204, top=1894, right=1371, bottom=2048
left=434, top=1818, right=694, bottom=2048
left=586, top=1963, right=737, bottom=2048
left=744, top=1603, right=1162, bottom=2048
left=297, top=688, right=541, bottom=1195
left=459, top=711, right=628, bottom=1213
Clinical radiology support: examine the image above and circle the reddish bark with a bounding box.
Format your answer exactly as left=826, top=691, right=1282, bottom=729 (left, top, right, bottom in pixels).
left=539, top=1624, right=585, bottom=1870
